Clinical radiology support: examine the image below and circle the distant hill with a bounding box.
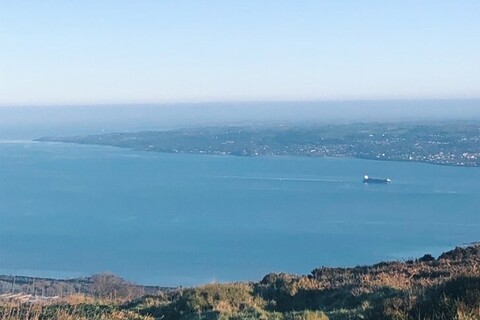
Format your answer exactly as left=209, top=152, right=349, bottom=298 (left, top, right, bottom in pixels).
left=37, top=121, right=480, bottom=167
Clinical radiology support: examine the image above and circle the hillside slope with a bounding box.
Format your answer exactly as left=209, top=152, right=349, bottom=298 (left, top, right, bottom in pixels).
left=1, top=244, right=480, bottom=319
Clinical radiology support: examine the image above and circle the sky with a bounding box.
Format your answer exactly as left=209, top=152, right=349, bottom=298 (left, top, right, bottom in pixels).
left=1, top=1, right=480, bottom=106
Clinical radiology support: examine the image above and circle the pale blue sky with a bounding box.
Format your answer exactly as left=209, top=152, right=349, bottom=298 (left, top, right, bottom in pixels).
left=1, top=1, right=479, bottom=106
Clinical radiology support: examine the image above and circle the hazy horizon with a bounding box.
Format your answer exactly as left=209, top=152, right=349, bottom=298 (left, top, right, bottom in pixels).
left=1, top=99, right=480, bottom=140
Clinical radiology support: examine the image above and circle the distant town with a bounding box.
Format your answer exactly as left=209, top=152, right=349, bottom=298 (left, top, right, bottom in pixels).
left=38, top=121, right=480, bottom=167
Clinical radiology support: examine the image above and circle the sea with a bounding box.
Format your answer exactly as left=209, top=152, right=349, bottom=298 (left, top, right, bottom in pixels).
left=1, top=138, right=479, bottom=286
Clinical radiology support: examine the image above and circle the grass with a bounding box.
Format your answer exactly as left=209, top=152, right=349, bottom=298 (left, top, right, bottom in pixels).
left=1, top=245, right=480, bottom=319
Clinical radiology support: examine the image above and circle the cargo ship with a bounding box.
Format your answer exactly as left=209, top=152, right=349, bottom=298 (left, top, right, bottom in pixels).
left=363, top=175, right=391, bottom=184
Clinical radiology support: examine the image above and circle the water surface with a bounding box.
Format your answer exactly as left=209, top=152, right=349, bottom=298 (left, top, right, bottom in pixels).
left=1, top=141, right=479, bottom=286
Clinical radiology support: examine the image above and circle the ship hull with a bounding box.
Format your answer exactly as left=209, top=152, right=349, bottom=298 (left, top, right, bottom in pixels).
left=363, top=178, right=391, bottom=184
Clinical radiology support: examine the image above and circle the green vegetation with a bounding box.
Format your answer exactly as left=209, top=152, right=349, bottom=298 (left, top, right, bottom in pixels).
left=37, top=121, right=480, bottom=167
left=2, top=245, right=480, bottom=319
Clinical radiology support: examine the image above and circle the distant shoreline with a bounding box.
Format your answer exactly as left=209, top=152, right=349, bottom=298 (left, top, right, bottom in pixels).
left=36, top=139, right=480, bottom=169
left=35, top=121, right=480, bottom=168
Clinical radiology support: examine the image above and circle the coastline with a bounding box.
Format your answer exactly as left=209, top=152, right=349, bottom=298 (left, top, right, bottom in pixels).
left=34, top=138, right=480, bottom=169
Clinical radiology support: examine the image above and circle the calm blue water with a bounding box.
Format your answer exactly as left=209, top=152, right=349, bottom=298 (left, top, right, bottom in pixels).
left=1, top=141, right=480, bottom=286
